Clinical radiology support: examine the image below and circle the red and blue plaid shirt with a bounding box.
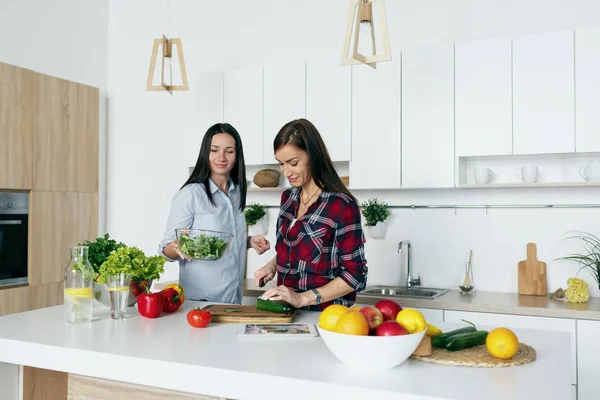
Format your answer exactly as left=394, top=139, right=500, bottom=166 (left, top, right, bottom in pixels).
left=275, top=187, right=368, bottom=310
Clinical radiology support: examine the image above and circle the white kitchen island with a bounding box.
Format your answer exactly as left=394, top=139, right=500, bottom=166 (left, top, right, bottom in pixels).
left=0, top=301, right=572, bottom=400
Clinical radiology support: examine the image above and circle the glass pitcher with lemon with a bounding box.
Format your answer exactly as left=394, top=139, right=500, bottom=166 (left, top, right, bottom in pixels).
left=64, top=246, right=94, bottom=324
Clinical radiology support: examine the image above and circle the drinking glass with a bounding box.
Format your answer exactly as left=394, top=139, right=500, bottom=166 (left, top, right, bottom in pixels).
left=107, top=273, right=131, bottom=320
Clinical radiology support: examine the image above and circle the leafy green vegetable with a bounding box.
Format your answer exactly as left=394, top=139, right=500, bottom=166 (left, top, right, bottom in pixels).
left=244, top=203, right=267, bottom=226
left=96, top=246, right=165, bottom=284
left=78, top=233, right=126, bottom=275
left=179, top=232, right=229, bottom=259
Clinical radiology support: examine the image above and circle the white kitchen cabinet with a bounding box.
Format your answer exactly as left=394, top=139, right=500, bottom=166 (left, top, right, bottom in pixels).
left=263, top=62, right=306, bottom=164
left=414, top=308, right=443, bottom=324
left=351, top=56, right=401, bottom=189
left=306, top=60, right=351, bottom=162
left=444, top=310, right=577, bottom=385
left=0, top=363, right=18, bottom=400
left=181, top=71, right=224, bottom=167
left=224, top=67, right=263, bottom=166
left=577, top=319, right=600, bottom=400
left=575, top=27, right=600, bottom=153
left=455, top=37, right=512, bottom=157
left=401, top=45, right=454, bottom=188
left=512, top=30, right=575, bottom=155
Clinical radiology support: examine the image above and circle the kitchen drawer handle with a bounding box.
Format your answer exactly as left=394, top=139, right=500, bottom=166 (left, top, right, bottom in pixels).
left=0, top=220, right=22, bottom=225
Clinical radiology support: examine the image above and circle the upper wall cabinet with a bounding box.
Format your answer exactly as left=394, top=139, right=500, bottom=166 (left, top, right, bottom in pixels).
left=34, top=73, right=99, bottom=192
left=351, top=56, right=401, bottom=189
left=455, top=38, right=513, bottom=157
left=263, top=62, right=306, bottom=164
left=575, top=27, right=600, bottom=153
left=224, top=67, right=263, bottom=165
left=182, top=72, right=223, bottom=168
left=512, top=30, right=575, bottom=155
left=0, top=63, right=33, bottom=190
left=402, top=45, right=455, bottom=188
left=306, top=60, right=352, bottom=162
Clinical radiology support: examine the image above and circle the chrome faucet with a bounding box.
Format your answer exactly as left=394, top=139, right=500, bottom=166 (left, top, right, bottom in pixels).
left=398, top=240, right=421, bottom=288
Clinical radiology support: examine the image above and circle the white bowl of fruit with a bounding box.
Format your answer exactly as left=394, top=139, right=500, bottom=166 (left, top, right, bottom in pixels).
left=317, top=299, right=428, bottom=369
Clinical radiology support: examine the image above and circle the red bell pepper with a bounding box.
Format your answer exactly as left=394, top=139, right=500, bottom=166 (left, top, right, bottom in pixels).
left=137, top=287, right=164, bottom=318
left=161, top=285, right=183, bottom=313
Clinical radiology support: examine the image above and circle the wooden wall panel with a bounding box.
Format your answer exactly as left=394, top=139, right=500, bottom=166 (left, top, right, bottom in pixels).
left=33, top=74, right=99, bottom=192
left=30, top=282, right=64, bottom=310
left=23, top=367, right=68, bottom=400
left=68, top=374, right=225, bottom=400
left=29, top=191, right=98, bottom=286
left=0, top=286, right=30, bottom=316
left=0, top=62, right=34, bottom=189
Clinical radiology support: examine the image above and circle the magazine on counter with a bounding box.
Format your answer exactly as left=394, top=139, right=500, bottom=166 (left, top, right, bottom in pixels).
left=237, top=323, right=318, bottom=338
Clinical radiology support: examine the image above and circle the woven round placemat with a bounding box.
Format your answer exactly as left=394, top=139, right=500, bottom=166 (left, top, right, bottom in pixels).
left=411, top=343, right=536, bottom=367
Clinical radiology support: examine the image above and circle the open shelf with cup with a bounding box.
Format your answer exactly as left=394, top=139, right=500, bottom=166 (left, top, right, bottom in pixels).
left=457, top=152, right=600, bottom=188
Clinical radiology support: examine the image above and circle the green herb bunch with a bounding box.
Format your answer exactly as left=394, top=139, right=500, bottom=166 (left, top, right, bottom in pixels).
left=557, top=231, right=600, bottom=289
left=96, top=246, right=165, bottom=284
left=244, top=203, right=267, bottom=226
left=78, top=233, right=126, bottom=275
left=361, top=198, right=392, bottom=227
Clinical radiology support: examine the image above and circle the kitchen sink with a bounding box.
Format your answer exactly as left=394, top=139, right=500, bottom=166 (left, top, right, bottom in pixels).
left=360, top=285, right=449, bottom=300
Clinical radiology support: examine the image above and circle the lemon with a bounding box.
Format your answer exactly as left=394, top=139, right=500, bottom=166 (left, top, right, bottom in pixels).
left=318, top=304, right=350, bottom=331
left=396, top=308, right=426, bottom=334
left=64, top=288, right=93, bottom=299
left=425, top=322, right=442, bottom=337
left=108, top=286, right=129, bottom=292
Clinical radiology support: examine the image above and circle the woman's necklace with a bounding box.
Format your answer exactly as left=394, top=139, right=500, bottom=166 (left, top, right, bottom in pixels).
left=301, top=187, right=320, bottom=207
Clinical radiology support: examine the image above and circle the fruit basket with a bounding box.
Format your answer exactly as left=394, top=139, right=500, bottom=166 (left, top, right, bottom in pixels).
left=175, top=228, right=233, bottom=260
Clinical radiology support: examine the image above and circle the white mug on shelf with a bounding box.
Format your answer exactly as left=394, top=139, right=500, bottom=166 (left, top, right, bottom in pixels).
left=516, top=165, right=538, bottom=183
left=473, top=167, right=494, bottom=184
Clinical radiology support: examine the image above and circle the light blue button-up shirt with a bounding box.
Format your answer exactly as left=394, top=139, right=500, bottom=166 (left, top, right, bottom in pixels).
left=159, top=179, right=247, bottom=304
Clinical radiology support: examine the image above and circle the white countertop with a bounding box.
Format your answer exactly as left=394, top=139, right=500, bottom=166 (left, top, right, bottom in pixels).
left=0, top=302, right=571, bottom=400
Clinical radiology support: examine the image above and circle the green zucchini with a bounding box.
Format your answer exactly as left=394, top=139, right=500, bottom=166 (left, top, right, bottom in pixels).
left=445, top=330, right=489, bottom=352
left=431, top=326, right=477, bottom=348
left=256, top=298, right=293, bottom=314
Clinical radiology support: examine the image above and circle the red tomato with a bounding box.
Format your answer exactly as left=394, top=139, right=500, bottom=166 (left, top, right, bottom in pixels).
left=187, top=308, right=211, bottom=328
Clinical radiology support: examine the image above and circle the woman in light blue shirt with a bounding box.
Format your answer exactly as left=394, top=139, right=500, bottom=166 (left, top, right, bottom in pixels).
left=160, top=123, right=270, bottom=304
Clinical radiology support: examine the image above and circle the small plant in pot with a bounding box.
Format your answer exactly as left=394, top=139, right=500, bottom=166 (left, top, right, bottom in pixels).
left=361, top=198, right=392, bottom=239
left=245, top=202, right=268, bottom=236
left=96, top=246, right=166, bottom=307
left=556, top=231, right=600, bottom=290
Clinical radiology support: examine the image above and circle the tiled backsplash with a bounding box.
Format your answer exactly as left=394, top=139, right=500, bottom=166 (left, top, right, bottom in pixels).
left=0, top=192, right=29, bottom=214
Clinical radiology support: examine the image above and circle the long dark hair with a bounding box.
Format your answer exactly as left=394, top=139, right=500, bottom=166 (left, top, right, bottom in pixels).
left=273, top=119, right=355, bottom=202
left=182, top=123, right=247, bottom=211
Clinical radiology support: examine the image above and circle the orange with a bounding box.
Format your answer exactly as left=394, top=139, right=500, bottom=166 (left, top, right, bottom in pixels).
left=349, top=305, right=363, bottom=312
left=334, top=311, right=370, bottom=336
left=318, top=304, right=350, bottom=331
left=486, top=328, right=519, bottom=360
left=395, top=308, right=426, bottom=334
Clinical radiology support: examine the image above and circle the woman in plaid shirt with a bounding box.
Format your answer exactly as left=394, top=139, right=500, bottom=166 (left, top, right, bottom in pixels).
left=255, top=119, right=368, bottom=311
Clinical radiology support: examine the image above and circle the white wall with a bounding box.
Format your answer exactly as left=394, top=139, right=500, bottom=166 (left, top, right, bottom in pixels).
left=107, top=0, right=600, bottom=295
left=0, top=0, right=109, bottom=233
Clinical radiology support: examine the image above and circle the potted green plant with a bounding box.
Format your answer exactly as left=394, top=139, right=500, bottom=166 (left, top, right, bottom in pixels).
left=361, top=198, right=392, bottom=239
left=245, top=202, right=268, bottom=236
left=557, top=231, right=600, bottom=290
left=96, top=246, right=166, bottom=307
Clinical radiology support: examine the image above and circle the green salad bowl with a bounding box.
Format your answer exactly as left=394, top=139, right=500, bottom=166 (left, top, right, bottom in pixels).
left=175, top=228, right=233, bottom=261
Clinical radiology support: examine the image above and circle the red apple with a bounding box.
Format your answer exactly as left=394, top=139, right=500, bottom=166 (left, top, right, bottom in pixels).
left=375, top=320, right=409, bottom=336
left=359, top=306, right=384, bottom=330
left=374, top=299, right=403, bottom=321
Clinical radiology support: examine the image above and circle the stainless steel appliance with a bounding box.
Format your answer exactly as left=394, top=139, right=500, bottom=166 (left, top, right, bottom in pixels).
left=0, top=213, right=28, bottom=287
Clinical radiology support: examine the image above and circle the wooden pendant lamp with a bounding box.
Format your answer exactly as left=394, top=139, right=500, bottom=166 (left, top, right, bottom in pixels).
left=146, top=35, right=189, bottom=93
left=340, top=0, right=392, bottom=69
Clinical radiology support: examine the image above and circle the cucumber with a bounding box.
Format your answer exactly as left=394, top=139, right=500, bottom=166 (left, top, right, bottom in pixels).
left=431, top=326, right=477, bottom=348
left=446, top=330, right=489, bottom=352
left=256, top=298, right=293, bottom=314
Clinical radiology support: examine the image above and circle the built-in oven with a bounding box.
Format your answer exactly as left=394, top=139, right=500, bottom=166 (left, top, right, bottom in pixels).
left=0, top=214, right=28, bottom=287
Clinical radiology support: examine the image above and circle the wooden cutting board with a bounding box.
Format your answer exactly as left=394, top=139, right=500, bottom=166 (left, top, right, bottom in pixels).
left=518, top=242, right=547, bottom=296
left=201, top=304, right=296, bottom=323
